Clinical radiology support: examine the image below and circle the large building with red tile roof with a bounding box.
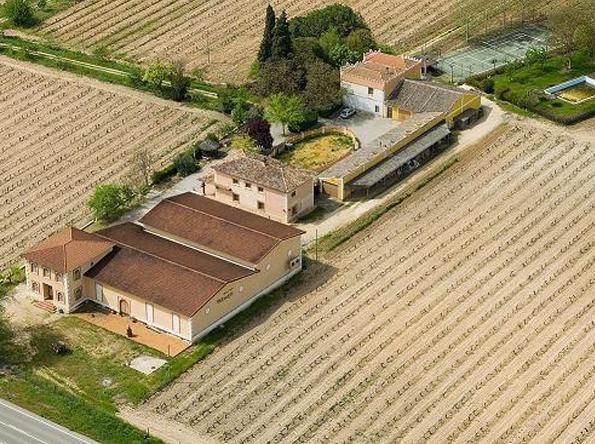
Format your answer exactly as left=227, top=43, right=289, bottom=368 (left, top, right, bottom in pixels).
left=22, top=193, right=304, bottom=341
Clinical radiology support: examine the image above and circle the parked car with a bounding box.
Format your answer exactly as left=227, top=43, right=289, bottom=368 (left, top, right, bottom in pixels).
left=339, top=107, right=356, bottom=119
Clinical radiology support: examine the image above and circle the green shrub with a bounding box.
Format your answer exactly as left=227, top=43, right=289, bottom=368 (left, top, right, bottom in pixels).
left=5, top=0, right=36, bottom=27
left=87, top=184, right=135, bottom=223
left=288, top=108, right=319, bottom=132
left=481, top=78, right=495, bottom=94
left=173, top=152, right=199, bottom=177
left=151, top=164, right=177, bottom=184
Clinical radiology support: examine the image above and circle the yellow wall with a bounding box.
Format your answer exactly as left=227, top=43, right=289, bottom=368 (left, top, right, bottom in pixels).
left=189, top=237, right=302, bottom=340
left=444, top=94, right=481, bottom=127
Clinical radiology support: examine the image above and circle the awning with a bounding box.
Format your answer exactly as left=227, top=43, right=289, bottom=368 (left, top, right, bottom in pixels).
left=348, top=123, right=450, bottom=188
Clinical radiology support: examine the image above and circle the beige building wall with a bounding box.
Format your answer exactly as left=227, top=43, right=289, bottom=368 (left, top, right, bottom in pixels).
left=213, top=171, right=314, bottom=223
left=85, top=280, right=192, bottom=340
left=25, top=248, right=112, bottom=313
left=190, top=236, right=302, bottom=340
left=25, top=260, right=68, bottom=311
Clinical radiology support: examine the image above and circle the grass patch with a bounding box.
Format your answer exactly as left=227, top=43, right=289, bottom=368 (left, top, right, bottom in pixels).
left=0, top=315, right=219, bottom=442
left=297, top=206, right=331, bottom=223
left=0, top=375, right=160, bottom=444
left=279, top=134, right=353, bottom=172
left=473, top=52, right=595, bottom=124
left=313, top=158, right=459, bottom=254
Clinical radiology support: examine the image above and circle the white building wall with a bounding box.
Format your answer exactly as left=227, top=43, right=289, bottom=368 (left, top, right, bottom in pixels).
left=342, top=81, right=386, bottom=116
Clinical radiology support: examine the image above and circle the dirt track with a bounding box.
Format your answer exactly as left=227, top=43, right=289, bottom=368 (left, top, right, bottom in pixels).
left=136, top=119, right=595, bottom=443
left=0, top=56, right=225, bottom=268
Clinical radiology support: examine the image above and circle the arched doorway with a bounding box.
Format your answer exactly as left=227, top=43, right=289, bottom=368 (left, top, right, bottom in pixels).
left=119, top=299, right=130, bottom=316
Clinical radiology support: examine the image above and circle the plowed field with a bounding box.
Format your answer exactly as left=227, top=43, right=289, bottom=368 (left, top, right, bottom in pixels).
left=0, top=56, right=225, bottom=268
left=39, top=0, right=461, bottom=83
left=139, top=120, right=595, bottom=443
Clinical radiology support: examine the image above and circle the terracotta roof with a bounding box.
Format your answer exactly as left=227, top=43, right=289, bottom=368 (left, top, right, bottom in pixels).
left=22, top=227, right=113, bottom=273
left=140, top=193, right=303, bottom=264
left=86, top=247, right=224, bottom=317
left=387, top=79, right=471, bottom=113
left=86, top=222, right=257, bottom=317
left=95, top=223, right=256, bottom=282
left=341, top=52, right=421, bottom=90
left=212, top=153, right=314, bottom=193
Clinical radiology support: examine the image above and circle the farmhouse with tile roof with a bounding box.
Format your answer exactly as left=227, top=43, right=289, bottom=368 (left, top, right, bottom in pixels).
left=23, top=193, right=304, bottom=341
left=341, top=51, right=423, bottom=116
left=209, top=153, right=315, bottom=223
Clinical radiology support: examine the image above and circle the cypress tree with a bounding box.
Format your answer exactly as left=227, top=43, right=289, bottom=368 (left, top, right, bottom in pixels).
left=257, top=5, right=276, bottom=64
left=271, top=10, right=293, bottom=60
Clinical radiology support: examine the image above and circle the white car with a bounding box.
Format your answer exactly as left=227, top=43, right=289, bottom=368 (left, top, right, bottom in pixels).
left=339, top=107, right=356, bottom=119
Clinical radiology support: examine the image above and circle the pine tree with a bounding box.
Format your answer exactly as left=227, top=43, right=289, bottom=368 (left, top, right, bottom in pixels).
left=257, top=5, right=276, bottom=64
left=271, top=10, right=293, bottom=60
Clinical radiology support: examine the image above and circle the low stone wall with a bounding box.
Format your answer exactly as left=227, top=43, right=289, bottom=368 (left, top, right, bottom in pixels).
left=272, top=126, right=360, bottom=156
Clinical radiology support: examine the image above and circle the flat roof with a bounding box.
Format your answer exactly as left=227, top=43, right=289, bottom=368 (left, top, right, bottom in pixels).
left=349, top=123, right=451, bottom=188
left=87, top=223, right=257, bottom=317
left=321, top=112, right=443, bottom=180
left=140, top=193, right=303, bottom=264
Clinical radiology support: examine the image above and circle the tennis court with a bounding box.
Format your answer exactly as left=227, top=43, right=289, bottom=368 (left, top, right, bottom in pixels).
left=435, top=25, right=548, bottom=82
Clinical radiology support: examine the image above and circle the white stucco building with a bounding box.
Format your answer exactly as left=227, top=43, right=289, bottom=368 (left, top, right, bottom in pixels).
left=340, top=51, right=423, bottom=117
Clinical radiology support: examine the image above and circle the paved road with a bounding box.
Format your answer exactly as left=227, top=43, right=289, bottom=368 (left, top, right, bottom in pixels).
left=0, top=399, right=96, bottom=444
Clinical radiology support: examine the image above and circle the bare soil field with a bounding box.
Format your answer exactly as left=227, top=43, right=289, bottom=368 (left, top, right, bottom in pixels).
left=38, top=0, right=463, bottom=83
left=0, top=56, right=225, bottom=268
left=137, top=120, right=595, bottom=443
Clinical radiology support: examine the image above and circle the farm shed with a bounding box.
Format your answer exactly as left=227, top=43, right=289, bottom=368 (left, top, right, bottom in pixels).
left=346, top=123, right=451, bottom=199
left=319, top=112, right=444, bottom=200
left=386, top=79, right=481, bottom=127
left=23, top=193, right=304, bottom=342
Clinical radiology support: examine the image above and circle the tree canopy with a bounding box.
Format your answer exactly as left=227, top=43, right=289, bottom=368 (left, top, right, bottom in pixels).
left=257, top=5, right=276, bottom=64
left=271, top=10, right=293, bottom=60
left=5, top=0, right=35, bottom=27
left=87, top=184, right=135, bottom=223
left=246, top=117, right=274, bottom=150
left=265, top=94, right=306, bottom=135
left=289, top=4, right=368, bottom=38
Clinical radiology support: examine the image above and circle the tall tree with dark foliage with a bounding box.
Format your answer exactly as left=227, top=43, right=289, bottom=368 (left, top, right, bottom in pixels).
left=257, top=5, right=276, bottom=64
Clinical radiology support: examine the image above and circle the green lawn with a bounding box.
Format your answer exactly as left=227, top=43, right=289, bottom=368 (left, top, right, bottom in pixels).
left=279, top=134, right=353, bottom=172
left=0, top=316, right=216, bottom=443
left=485, top=52, right=595, bottom=124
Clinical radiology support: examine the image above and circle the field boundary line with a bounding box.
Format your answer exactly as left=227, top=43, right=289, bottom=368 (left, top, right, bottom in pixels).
left=0, top=41, right=218, bottom=98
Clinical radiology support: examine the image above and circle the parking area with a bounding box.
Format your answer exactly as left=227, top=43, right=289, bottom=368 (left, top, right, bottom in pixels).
left=322, top=111, right=398, bottom=145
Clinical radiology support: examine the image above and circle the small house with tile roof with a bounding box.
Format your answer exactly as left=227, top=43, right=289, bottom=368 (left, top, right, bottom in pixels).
left=23, top=227, right=114, bottom=313
left=210, top=153, right=315, bottom=223
left=23, top=193, right=304, bottom=341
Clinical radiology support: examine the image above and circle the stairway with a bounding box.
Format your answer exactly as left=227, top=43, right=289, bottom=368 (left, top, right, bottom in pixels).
left=34, top=300, right=57, bottom=313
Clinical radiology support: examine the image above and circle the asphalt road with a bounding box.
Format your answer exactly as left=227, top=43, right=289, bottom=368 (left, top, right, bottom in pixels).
left=0, top=399, right=95, bottom=444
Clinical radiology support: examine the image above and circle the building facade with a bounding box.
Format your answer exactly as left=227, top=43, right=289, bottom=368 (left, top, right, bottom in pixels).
left=23, top=193, right=304, bottom=342
left=341, top=51, right=423, bottom=117
left=210, top=153, right=315, bottom=223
